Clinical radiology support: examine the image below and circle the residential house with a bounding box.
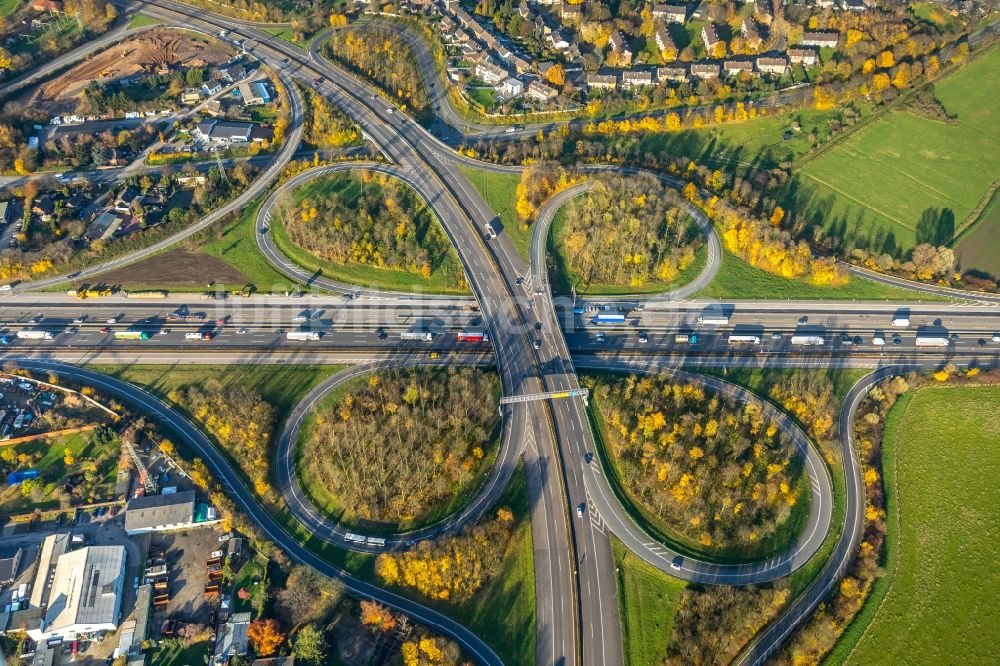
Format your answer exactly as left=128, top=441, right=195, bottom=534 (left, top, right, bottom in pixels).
left=690, top=62, right=721, bottom=79
left=83, top=212, right=124, bottom=242
left=547, top=30, right=571, bottom=50
left=560, top=3, right=582, bottom=21
left=723, top=59, right=755, bottom=77
left=517, top=1, right=533, bottom=20
left=801, top=31, right=840, bottom=48
left=0, top=201, right=10, bottom=225
left=64, top=191, right=90, bottom=213
left=0, top=547, right=22, bottom=586
left=504, top=51, right=532, bottom=74
left=181, top=88, right=202, bottom=105
left=526, top=80, right=558, bottom=102
left=787, top=46, right=818, bottom=65
left=113, top=186, right=139, bottom=214
left=701, top=23, right=723, bottom=54
left=621, top=69, right=655, bottom=88
left=213, top=611, right=251, bottom=665
left=841, top=0, right=866, bottom=11
left=125, top=491, right=199, bottom=535
left=201, top=79, right=224, bottom=96
left=741, top=19, right=764, bottom=49
left=194, top=120, right=274, bottom=145
left=223, top=61, right=251, bottom=83
left=652, top=3, right=687, bottom=23
left=657, top=64, right=689, bottom=83
left=756, top=55, right=789, bottom=76
left=237, top=79, right=273, bottom=106
left=25, top=544, right=127, bottom=642
left=754, top=0, right=774, bottom=24
left=475, top=61, right=509, bottom=85
left=608, top=30, right=633, bottom=66
left=497, top=77, right=525, bottom=98
left=32, top=196, right=55, bottom=222
left=586, top=70, right=619, bottom=90
left=654, top=26, right=675, bottom=55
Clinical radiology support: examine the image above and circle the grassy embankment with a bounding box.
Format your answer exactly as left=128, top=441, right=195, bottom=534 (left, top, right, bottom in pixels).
left=827, top=384, right=1000, bottom=665
left=92, top=364, right=536, bottom=666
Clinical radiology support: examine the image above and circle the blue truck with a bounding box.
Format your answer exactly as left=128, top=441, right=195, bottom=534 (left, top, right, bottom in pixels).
left=591, top=313, right=626, bottom=325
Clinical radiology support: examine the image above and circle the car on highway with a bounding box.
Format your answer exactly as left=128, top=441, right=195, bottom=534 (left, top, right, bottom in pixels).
left=993, top=334, right=1000, bottom=343
left=428, top=352, right=439, bottom=359
left=595, top=331, right=606, bottom=343
left=158, top=329, right=170, bottom=335
left=386, top=107, right=394, bottom=114
left=73, top=316, right=85, bottom=324
left=100, top=327, right=111, bottom=334
left=841, top=334, right=853, bottom=345
left=771, top=332, right=782, bottom=340
left=577, top=503, right=585, bottom=518
left=236, top=328, right=248, bottom=334
left=27, top=316, right=40, bottom=323
left=106, top=317, right=118, bottom=324
left=637, top=332, right=649, bottom=344
left=872, top=335, right=885, bottom=346
left=892, top=335, right=902, bottom=345
left=377, top=328, right=388, bottom=340
left=533, top=339, right=540, bottom=350
left=584, top=452, right=593, bottom=464
left=671, top=556, right=683, bottom=571
left=311, top=78, right=321, bottom=87
left=978, top=338, right=987, bottom=347
left=505, top=126, right=516, bottom=133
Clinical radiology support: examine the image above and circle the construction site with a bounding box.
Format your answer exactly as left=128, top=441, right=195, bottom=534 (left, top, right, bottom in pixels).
left=19, top=28, right=237, bottom=114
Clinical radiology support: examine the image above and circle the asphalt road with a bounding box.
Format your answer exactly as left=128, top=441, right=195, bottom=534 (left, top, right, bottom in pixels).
left=11, top=358, right=505, bottom=666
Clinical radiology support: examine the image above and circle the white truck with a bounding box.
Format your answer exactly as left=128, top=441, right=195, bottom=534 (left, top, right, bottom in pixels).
left=287, top=331, right=321, bottom=341
left=790, top=335, right=826, bottom=346
left=16, top=330, right=53, bottom=340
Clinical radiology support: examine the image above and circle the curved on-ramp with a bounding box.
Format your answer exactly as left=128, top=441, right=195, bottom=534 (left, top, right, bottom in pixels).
left=273, top=357, right=528, bottom=553
left=529, top=177, right=721, bottom=301
left=10, top=358, right=504, bottom=666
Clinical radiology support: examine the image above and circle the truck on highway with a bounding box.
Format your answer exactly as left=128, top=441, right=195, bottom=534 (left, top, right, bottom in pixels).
left=125, top=290, right=168, bottom=299
left=790, top=335, right=826, bottom=346
left=591, top=313, right=626, bottom=325
left=401, top=327, right=435, bottom=342
left=697, top=314, right=729, bottom=326
left=728, top=334, right=760, bottom=345
left=674, top=334, right=699, bottom=344
left=915, top=335, right=950, bottom=347
left=16, top=330, right=53, bottom=340
left=166, top=312, right=206, bottom=322
left=184, top=332, right=212, bottom=341
left=456, top=328, right=489, bottom=342
left=114, top=330, right=152, bottom=340
left=286, top=330, right=321, bottom=341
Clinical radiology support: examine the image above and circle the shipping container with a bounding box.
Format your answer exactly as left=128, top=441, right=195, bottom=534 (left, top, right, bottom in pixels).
left=114, top=330, right=152, bottom=340
left=790, top=335, right=825, bottom=346
left=286, top=330, right=321, bottom=341
left=915, top=336, right=949, bottom=347
left=591, top=314, right=626, bottom=325
left=16, top=330, right=53, bottom=340
left=728, top=335, right=761, bottom=345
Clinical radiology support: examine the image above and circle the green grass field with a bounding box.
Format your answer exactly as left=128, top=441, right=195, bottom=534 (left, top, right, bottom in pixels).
left=457, top=166, right=532, bottom=261
left=955, top=188, right=1000, bottom=278
left=796, top=43, right=1000, bottom=253
left=696, top=248, right=940, bottom=300
left=831, top=385, right=1000, bottom=665
left=271, top=173, right=470, bottom=295
left=126, top=13, right=162, bottom=28
left=613, top=536, right=687, bottom=666
left=0, top=0, right=19, bottom=17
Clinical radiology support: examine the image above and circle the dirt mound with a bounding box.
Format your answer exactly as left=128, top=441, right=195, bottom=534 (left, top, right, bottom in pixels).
left=22, top=29, right=235, bottom=115
left=78, top=248, right=247, bottom=288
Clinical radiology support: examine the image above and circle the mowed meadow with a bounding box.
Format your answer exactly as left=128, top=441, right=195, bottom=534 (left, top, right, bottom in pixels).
left=795, top=42, right=1000, bottom=253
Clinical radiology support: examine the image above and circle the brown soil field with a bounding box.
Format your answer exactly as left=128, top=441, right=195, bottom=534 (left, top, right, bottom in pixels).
left=23, top=29, right=235, bottom=114
left=76, top=248, right=246, bottom=288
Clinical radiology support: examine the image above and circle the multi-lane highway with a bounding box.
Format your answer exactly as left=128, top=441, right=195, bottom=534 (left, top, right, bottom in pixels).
left=2, top=2, right=998, bottom=665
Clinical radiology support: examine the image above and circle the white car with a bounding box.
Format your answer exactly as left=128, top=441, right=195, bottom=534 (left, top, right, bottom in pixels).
left=576, top=503, right=585, bottom=518
left=670, top=556, right=683, bottom=571
left=73, top=316, right=85, bottom=324
left=218, top=533, right=232, bottom=543
left=236, top=328, right=248, bottom=334
left=505, top=126, right=516, bottom=133
left=106, top=317, right=118, bottom=324
left=872, top=336, right=886, bottom=346
left=993, top=334, right=1000, bottom=343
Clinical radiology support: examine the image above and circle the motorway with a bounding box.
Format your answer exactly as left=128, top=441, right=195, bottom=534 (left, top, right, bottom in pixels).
left=0, top=2, right=997, bottom=665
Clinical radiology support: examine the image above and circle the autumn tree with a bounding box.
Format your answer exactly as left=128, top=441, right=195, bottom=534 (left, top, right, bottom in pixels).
left=292, top=624, right=328, bottom=664
left=360, top=600, right=398, bottom=631
left=545, top=63, right=566, bottom=87
left=247, top=619, right=285, bottom=657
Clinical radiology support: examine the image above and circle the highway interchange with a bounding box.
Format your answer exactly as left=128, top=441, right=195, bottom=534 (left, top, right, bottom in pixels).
left=1, top=2, right=998, bottom=665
